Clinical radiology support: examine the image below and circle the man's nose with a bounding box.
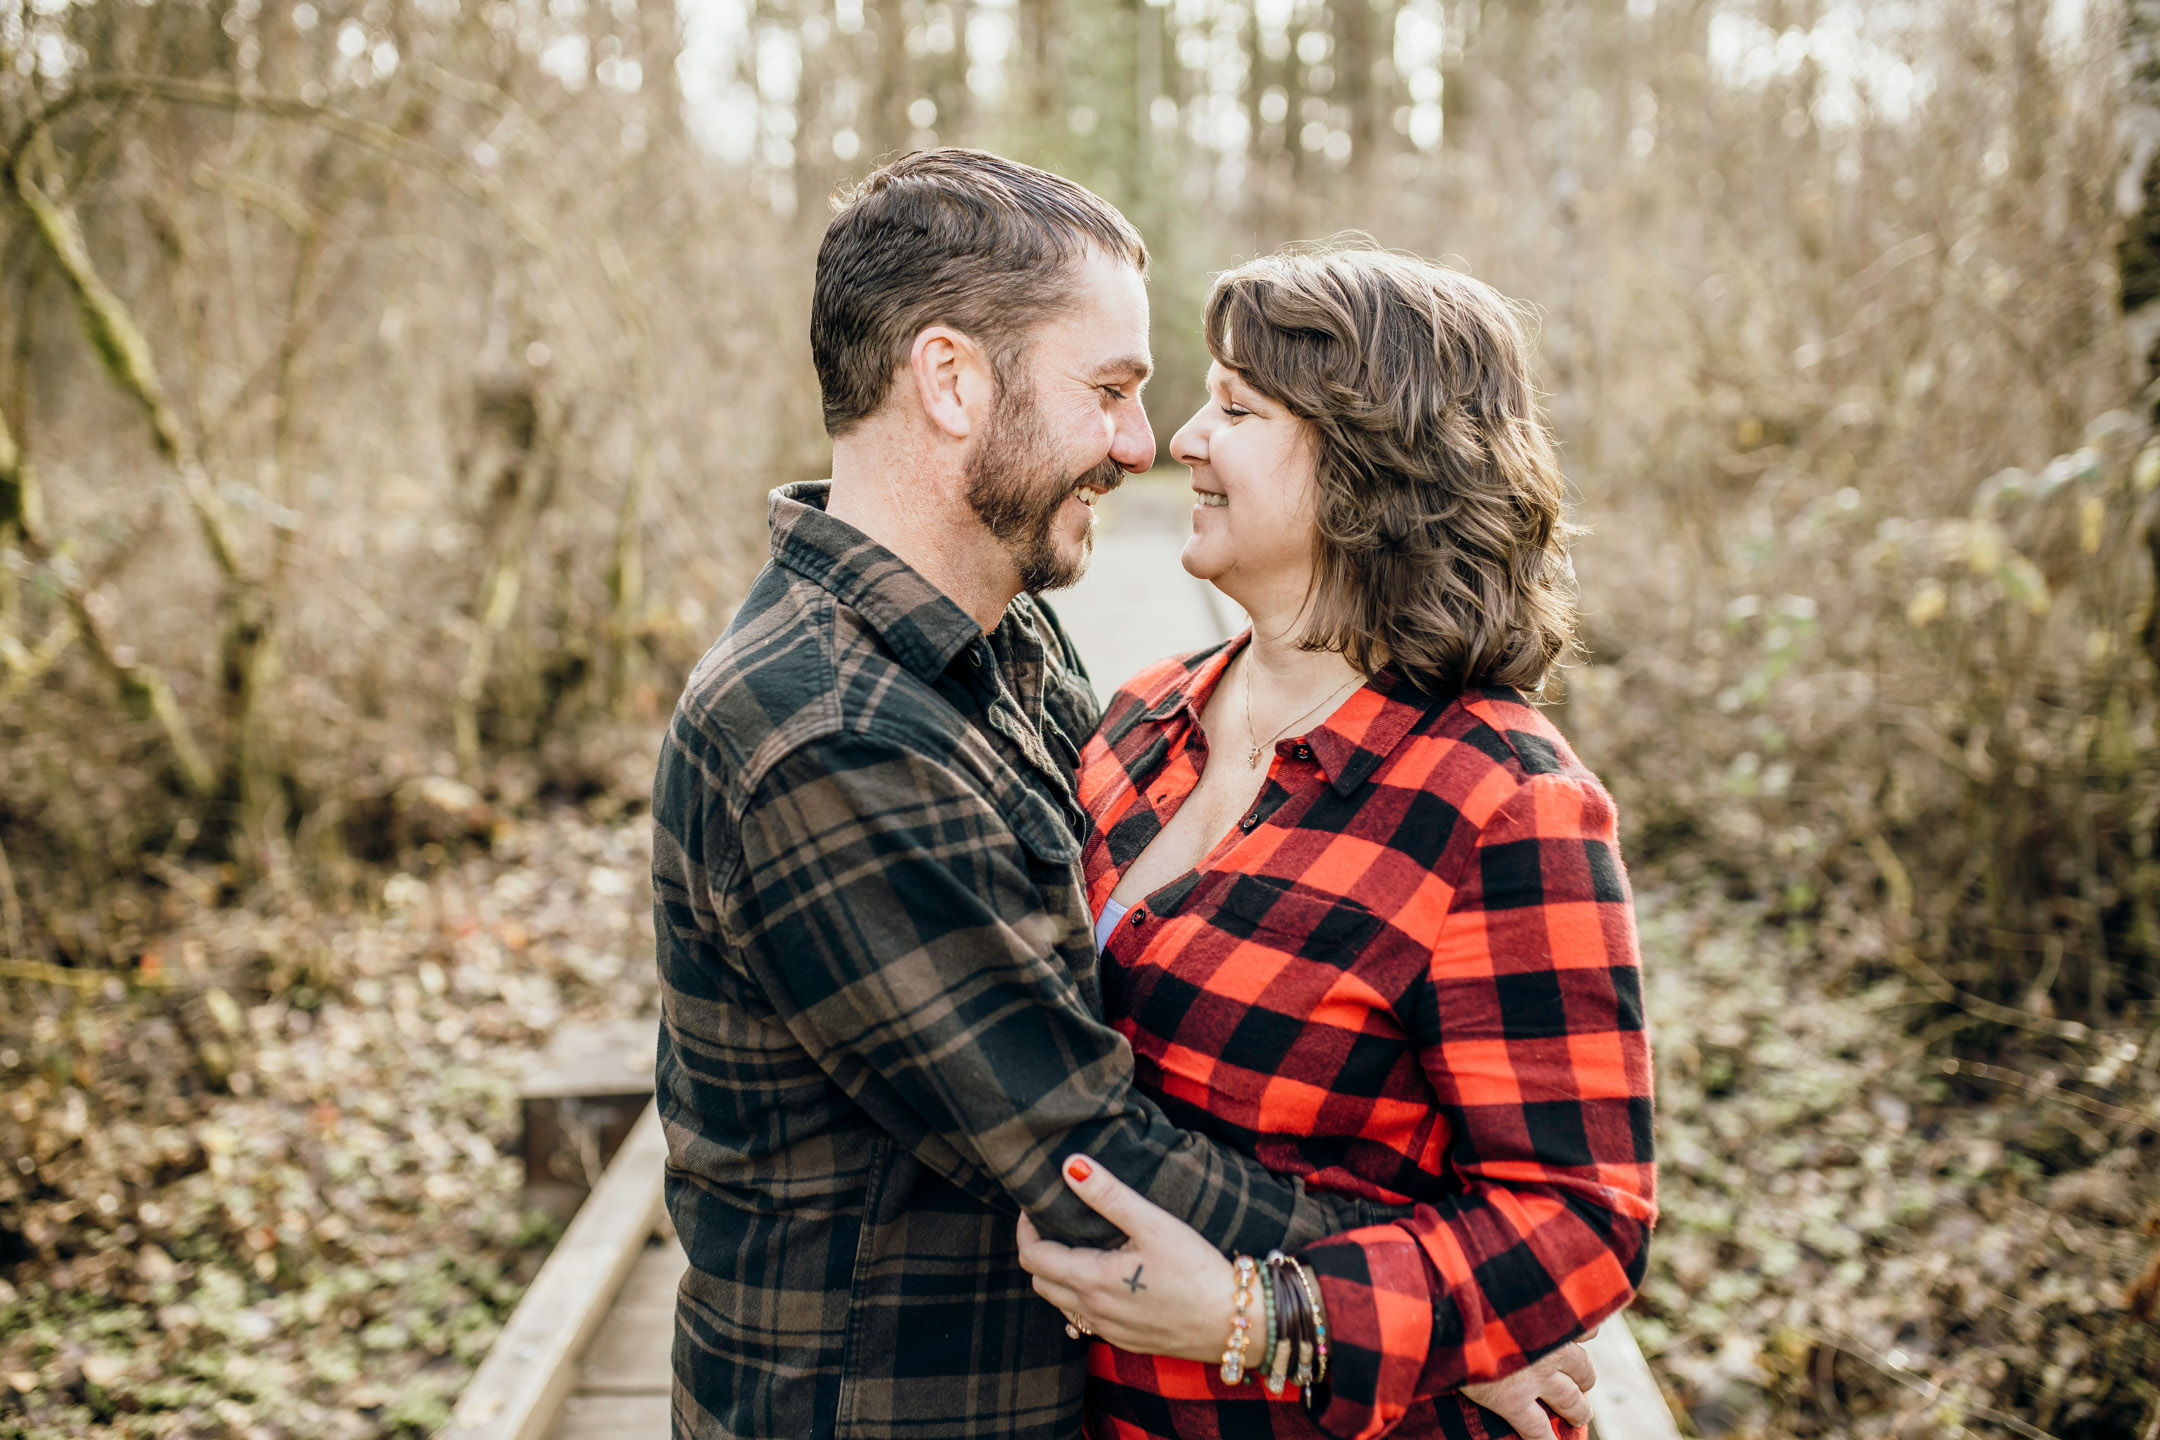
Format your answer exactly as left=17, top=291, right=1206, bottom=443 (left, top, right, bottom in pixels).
left=1111, top=403, right=1156, bottom=474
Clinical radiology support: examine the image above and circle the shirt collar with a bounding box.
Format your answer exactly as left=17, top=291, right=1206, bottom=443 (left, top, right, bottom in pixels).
left=1142, top=630, right=1439, bottom=795
left=1138, top=634, right=1240, bottom=724
left=1302, top=670, right=1434, bottom=795
left=767, top=480, right=983, bottom=684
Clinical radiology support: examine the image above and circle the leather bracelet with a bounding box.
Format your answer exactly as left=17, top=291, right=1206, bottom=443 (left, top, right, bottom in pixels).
left=1287, top=1260, right=1321, bottom=1381
left=1220, top=1254, right=1258, bottom=1385
left=1290, top=1259, right=1325, bottom=1388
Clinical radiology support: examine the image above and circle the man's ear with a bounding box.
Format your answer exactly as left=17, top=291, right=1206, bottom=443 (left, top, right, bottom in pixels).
left=909, top=326, right=995, bottom=442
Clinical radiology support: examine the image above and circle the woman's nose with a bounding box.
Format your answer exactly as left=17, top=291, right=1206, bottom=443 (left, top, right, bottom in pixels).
left=1169, top=411, right=1208, bottom=467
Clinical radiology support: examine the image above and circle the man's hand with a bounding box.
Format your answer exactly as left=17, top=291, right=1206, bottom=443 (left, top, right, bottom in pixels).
left=1459, top=1335, right=1599, bottom=1440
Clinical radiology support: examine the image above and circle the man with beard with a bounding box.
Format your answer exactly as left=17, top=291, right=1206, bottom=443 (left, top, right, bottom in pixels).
left=650, top=151, right=1585, bottom=1440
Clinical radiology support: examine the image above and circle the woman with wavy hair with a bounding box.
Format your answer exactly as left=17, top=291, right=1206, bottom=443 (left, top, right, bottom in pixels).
left=1019, top=242, right=1657, bottom=1440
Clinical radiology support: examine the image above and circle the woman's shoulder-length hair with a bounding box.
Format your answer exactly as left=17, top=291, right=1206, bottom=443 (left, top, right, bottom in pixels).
left=1203, top=239, right=1579, bottom=700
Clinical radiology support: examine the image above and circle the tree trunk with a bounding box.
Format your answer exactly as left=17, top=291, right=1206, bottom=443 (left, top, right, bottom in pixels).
left=598, top=237, right=652, bottom=715
left=453, top=375, right=560, bottom=779
left=2125, top=0, right=2160, bottom=675
left=864, top=0, right=912, bottom=159
left=1338, top=0, right=1378, bottom=192
left=2121, top=0, right=2160, bottom=402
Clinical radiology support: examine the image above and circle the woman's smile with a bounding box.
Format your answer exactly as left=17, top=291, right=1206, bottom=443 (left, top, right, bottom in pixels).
left=1169, top=362, right=1322, bottom=612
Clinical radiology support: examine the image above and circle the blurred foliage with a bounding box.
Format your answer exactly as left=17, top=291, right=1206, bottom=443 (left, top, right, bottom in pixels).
left=1, top=0, right=2156, bottom=1436
left=0, top=0, right=2148, bottom=1022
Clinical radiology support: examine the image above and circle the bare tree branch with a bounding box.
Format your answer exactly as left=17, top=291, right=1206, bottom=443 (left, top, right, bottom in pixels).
left=0, top=831, right=25, bottom=964
left=10, top=156, right=246, bottom=581
left=0, top=405, right=216, bottom=797
left=5, top=73, right=557, bottom=254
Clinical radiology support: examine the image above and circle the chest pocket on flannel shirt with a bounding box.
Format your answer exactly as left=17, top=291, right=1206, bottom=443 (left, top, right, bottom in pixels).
left=1214, top=873, right=1382, bottom=963
left=1000, top=784, right=1097, bottom=1007
left=1002, top=785, right=1081, bottom=867
left=1206, top=873, right=1426, bottom=1043
left=1041, top=671, right=1095, bottom=770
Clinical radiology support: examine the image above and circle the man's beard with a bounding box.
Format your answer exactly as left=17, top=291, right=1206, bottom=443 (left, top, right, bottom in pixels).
left=965, top=381, right=1124, bottom=594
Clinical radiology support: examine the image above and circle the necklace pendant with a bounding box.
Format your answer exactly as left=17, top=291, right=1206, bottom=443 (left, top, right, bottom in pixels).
left=1246, top=745, right=1262, bottom=769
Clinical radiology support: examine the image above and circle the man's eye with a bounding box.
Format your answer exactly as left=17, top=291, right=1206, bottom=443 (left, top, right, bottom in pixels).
left=1102, top=385, right=1129, bottom=401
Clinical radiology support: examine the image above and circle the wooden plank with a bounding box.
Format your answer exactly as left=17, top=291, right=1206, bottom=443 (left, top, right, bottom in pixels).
left=1585, top=1315, right=1685, bottom=1440
left=519, top=1018, right=660, bottom=1222
left=574, top=1239, right=685, bottom=1393
left=545, top=1393, right=671, bottom=1440
left=522, top=1017, right=658, bottom=1101
left=442, top=1099, right=666, bottom=1440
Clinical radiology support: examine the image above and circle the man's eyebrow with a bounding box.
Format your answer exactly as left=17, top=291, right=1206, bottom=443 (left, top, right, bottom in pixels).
left=1090, top=354, right=1154, bottom=385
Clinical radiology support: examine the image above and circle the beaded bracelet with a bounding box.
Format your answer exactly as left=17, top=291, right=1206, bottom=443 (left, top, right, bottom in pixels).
left=1219, top=1254, right=1258, bottom=1385
left=1257, top=1251, right=1278, bottom=1378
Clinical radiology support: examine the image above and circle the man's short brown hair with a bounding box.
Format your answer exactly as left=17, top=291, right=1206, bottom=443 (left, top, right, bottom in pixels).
left=1204, top=240, right=1578, bottom=697
left=812, top=150, right=1149, bottom=436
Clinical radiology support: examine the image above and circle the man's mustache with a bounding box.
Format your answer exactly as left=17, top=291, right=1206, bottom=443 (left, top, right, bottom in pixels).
left=1077, top=458, right=1127, bottom=497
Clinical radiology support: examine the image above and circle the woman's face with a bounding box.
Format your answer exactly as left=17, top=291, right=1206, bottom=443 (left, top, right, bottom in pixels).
left=1169, top=363, right=1320, bottom=610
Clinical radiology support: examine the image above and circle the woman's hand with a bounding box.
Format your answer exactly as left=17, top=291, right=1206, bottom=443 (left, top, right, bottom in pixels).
left=1016, top=1154, right=1602, bottom=1440
left=1015, top=1155, right=1238, bottom=1366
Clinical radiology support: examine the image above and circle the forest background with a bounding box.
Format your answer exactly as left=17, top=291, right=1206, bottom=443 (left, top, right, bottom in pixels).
left=3, top=0, right=2159, bottom=1436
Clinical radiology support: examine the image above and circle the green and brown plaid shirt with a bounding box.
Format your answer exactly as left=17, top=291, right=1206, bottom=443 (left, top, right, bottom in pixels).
left=652, top=482, right=1401, bottom=1440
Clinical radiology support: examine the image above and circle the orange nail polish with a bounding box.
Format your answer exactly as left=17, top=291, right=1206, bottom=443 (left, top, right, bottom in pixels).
left=1065, top=1156, right=1092, bottom=1182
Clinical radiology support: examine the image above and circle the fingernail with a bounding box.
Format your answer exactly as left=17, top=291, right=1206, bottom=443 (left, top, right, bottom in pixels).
left=1065, top=1155, right=1092, bottom=1182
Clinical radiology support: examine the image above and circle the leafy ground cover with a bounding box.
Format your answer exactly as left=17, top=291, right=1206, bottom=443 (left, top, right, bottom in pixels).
left=0, top=809, right=658, bottom=1437
left=0, top=816, right=2154, bottom=1437
left=1637, top=891, right=2160, bottom=1438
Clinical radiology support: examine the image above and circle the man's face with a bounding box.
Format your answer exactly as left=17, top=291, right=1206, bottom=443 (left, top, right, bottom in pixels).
left=965, top=251, right=1156, bottom=594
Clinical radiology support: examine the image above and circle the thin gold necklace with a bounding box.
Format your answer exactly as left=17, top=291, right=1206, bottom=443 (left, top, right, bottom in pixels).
left=1242, top=660, right=1361, bottom=769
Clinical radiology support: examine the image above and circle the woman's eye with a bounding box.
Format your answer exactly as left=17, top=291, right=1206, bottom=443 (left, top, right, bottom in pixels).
left=1220, top=404, right=1249, bottom=419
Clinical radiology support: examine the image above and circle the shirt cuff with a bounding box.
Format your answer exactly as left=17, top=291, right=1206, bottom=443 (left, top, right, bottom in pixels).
left=1300, top=1228, right=1437, bottom=1440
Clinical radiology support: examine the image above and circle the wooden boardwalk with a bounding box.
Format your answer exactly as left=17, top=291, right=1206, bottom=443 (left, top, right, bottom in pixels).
left=543, top=1238, right=682, bottom=1437
left=446, top=478, right=1682, bottom=1440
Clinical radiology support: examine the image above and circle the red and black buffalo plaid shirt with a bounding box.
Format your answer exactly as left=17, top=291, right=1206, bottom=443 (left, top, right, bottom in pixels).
left=1076, top=637, right=1657, bottom=1440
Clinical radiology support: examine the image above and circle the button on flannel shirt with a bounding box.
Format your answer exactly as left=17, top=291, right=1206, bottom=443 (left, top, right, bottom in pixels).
left=652, top=484, right=1408, bottom=1440
left=1077, top=638, right=1658, bottom=1440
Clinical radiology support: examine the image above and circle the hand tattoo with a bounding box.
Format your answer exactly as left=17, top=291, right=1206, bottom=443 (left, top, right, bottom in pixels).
left=1124, top=1265, right=1146, bottom=1293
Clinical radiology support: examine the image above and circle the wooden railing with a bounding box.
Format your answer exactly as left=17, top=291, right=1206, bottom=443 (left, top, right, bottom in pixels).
left=440, top=1101, right=667, bottom=1440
